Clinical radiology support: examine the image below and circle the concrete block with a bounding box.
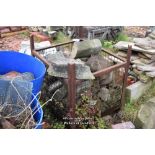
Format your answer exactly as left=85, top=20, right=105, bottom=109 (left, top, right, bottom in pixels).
left=126, top=79, right=155, bottom=102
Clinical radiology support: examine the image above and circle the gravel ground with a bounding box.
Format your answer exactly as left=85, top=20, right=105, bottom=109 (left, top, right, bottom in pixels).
left=0, top=34, right=29, bottom=51
left=123, top=26, right=150, bottom=38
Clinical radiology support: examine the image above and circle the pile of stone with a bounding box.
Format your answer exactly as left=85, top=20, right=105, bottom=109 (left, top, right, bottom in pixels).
left=114, top=30, right=155, bottom=83
left=86, top=54, right=122, bottom=114
left=40, top=39, right=124, bottom=115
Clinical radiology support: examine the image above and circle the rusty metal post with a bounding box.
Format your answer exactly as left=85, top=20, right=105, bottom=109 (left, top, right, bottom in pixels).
left=67, top=62, right=76, bottom=128
left=78, top=26, right=84, bottom=38
left=30, top=34, right=35, bottom=56
left=121, top=45, right=132, bottom=109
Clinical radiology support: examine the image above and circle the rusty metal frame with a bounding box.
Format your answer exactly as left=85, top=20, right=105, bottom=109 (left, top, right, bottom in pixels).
left=30, top=33, right=132, bottom=118
left=92, top=47, right=132, bottom=115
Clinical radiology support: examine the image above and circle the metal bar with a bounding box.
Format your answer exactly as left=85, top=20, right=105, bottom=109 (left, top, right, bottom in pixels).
left=93, top=62, right=126, bottom=77
left=67, top=62, right=76, bottom=128
left=30, top=34, right=35, bottom=56
left=32, top=50, right=50, bottom=67
left=102, top=48, right=126, bottom=62
left=35, top=40, right=75, bottom=51
left=121, top=45, right=132, bottom=109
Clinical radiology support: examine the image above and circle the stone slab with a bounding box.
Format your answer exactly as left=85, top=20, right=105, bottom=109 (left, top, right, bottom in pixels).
left=114, top=41, right=155, bottom=55
left=112, top=121, right=135, bottom=129
left=126, top=80, right=155, bottom=102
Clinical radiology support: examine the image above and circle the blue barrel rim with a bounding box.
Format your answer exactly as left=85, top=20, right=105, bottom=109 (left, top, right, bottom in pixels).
left=0, top=51, right=46, bottom=82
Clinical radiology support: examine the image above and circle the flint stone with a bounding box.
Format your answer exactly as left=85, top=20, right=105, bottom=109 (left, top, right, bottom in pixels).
left=47, top=51, right=95, bottom=80
left=114, top=41, right=155, bottom=55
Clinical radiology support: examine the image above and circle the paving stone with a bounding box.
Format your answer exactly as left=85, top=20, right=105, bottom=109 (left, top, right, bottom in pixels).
left=114, top=41, right=155, bottom=55
left=126, top=80, right=155, bottom=102
left=112, top=121, right=135, bottom=129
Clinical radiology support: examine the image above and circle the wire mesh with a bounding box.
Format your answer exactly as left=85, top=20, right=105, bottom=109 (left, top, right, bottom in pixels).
left=76, top=51, right=125, bottom=116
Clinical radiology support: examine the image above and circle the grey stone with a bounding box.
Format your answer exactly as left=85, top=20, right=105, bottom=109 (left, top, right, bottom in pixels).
left=98, top=87, right=110, bottom=102
left=141, top=53, right=155, bottom=61
left=53, top=86, right=67, bottom=101
left=100, top=72, right=113, bottom=85
left=140, top=58, right=155, bottom=64
left=137, top=63, right=155, bottom=71
left=86, top=54, right=113, bottom=83
left=126, top=80, right=155, bottom=102
left=146, top=71, right=155, bottom=77
left=47, top=51, right=95, bottom=80
left=71, top=39, right=102, bottom=58
left=131, top=59, right=145, bottom=65
left=114, top=41, right=155, bottom=55
left=86, top=54, right=112, bottom=72
left=148, top=32, right=155, bottom=40
left=103, top=115, right=113, bottom=122
left=112, top=122, right=135, bottom=129
left=117, top=51, right=127, bottom=58
left=77, top=80, right=92, bottom=94
left=149, top=34, right=155, bottom=39
left=135, top=97, right=155, bottom=129
left=133, top=37, right=155, bottom=50
left=48, top=81, right=63, bottom=93
left=19, top=40, right=54, bottom=56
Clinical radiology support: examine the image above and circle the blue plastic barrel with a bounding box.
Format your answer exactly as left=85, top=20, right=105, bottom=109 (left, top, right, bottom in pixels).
left=0, top=51, right=46, bottom=95
left=0, top=51, right=46, bottom=129
left=32, top=97, right=43, bottom=129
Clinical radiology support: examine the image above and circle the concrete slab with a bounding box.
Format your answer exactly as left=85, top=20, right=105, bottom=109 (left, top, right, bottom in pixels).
left=126, top=79, right=155, bottom=102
